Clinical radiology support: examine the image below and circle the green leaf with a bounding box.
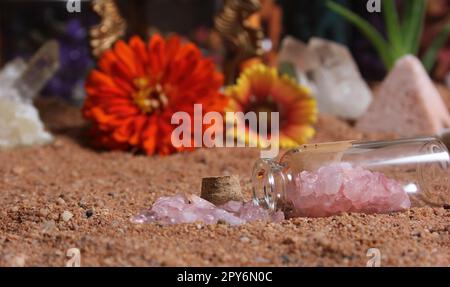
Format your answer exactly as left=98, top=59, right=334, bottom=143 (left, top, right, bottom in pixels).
left=422, top=21, right=450, bottom=72
left=382, top=0, right=403, bottom=56
left=402, top=0, right=426, bottom=54
left=326, top=1, right=392, bottom=68
left=278, top=62, right=298, bottom=81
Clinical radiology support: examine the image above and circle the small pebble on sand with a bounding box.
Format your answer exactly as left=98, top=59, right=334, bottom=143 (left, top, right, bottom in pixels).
left=56, top=197, right=66, bottom=205
left=42, top=220, right=56, bottom=234
left=61, top=211, right=73, bottom=222
left=86, top=209, right=94, bottom=218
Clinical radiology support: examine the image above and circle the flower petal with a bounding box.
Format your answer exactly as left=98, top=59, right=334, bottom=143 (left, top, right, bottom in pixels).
left=83, top=34, right=226, bottom=155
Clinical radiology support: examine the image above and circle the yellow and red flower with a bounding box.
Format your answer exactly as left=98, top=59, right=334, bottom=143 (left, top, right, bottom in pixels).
left=225, top=64, right=317, bottom=148
left=83, top=34, right=227, bottom=155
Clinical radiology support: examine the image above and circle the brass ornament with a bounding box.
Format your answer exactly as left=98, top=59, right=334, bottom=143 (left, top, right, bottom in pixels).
left=214, top=0, right=264, bottom=84
left=89, top=0, right=127, bottom=58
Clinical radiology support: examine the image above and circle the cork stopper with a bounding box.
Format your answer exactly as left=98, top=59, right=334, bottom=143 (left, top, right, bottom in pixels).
left=201, top=175, right=244, bottom=205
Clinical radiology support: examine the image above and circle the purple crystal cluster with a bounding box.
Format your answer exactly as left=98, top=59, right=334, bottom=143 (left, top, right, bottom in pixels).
left=132, top=194, right=284, bottom=226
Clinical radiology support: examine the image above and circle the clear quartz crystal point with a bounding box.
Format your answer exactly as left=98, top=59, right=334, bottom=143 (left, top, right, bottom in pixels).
left=13, top=40, right=60, bottom=102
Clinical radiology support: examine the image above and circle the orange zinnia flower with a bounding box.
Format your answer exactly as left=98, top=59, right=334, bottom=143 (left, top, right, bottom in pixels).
left=83, top=34, right=227, bottom=155
left=225, top=64, right=317, bottom=148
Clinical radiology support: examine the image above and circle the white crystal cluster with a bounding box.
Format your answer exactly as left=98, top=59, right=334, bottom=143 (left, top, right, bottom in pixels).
left=131, top=194, right=284, bottom=226
left=278, top=37, right=373, bottom=119
left=0, top=60, right=52, bottom=148
left=0, top=41, right=59, bottom=149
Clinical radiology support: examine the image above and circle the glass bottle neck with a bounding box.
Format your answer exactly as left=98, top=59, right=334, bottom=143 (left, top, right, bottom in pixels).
left=252, top=159, right=289, bottom=212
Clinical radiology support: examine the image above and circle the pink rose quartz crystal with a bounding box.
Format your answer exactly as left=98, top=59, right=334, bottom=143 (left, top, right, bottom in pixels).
left=131, top=194, right=284, bottom=226
left=288, top=162, right=411, bottom=217
left=132, top=163, right=411, bottom=224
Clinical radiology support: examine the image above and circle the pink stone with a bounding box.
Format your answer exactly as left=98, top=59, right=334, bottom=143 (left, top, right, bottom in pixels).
left=220, top=201, right=243, bottom=213
left=132, top=194, right=284, bottom=226
left=317, top=164, right=344, bottom=195
left=288, top=162, right=411, bottom=217
left=357, top=55, right=450, bottom=136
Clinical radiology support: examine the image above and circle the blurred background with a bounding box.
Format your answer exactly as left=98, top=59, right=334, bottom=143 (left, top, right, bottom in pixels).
left=0, top=0, right=449, bottom=103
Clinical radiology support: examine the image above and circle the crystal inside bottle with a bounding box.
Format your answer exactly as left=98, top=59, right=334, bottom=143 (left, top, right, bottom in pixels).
left=252, top=137, right=450, bottom=217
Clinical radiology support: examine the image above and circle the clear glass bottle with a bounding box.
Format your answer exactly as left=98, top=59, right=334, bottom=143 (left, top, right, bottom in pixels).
left=252, top=137, right=450, bottom=218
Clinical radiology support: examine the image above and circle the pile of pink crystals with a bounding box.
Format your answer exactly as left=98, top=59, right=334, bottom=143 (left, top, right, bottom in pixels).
left=132, top=163, right=412, bottom=225
left=289, top=162, right=411, bottom=217
left=131, top=194, right=284, bottom=226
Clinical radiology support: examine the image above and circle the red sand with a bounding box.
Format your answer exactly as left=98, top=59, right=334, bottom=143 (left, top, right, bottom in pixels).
left=0, top=97, right=448, bottom=267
